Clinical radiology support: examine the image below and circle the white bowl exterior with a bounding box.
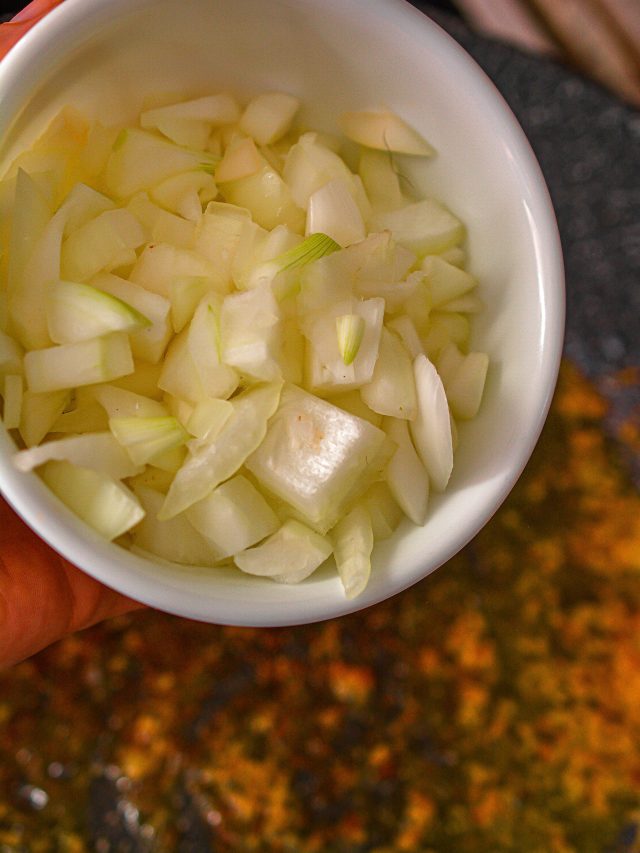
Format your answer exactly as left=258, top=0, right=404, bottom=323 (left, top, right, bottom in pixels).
left=0, top=0, right=564, bottom=625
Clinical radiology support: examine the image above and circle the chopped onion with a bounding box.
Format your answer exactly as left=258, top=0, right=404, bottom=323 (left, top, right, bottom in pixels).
left=240, top=92, right=300, bottom=146
left=336, top=313, right=365, bottom=365
left=109, top=415, right=189, bottom=465
left=306, top=178, right=365, bottom=247
left=41, top=459, right=144, bottom=541
left=1, top=92, right=491, bottom=598
left=234, top=519, right=332, bottom=583
left=332, top=504, right=374, bottom=599
left=340, top=109, right=435, bottom=157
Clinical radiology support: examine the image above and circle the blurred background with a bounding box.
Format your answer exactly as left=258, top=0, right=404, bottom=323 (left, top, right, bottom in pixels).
left=1, top=1, right=640, bottom=851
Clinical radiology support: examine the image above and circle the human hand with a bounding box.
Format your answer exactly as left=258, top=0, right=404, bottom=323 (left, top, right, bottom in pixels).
left=0, top=0, right=65, bottom=58
left=0, top=498, right=144, bottom=668
left=0, top=1, right=143, bottom=670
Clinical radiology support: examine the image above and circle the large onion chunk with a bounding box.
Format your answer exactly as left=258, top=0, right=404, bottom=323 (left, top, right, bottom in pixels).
left=246, top=385, right=390, bottom=532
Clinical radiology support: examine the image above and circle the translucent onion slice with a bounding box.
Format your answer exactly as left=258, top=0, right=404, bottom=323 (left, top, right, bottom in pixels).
left=14, top=431, right=142, bottom=479
left=446, top=351, right=489, bottom=420
left=186, top=398, right=234, bottom=443
left=141, top=94, right=240, bottom=128
left=246, top=385, right=390, bottom=532
left=283, top=132, right=359, bottom=210
left=24, top=333, right=134, bottom=394
left=360, top=326, right=417, bottom=420
left=336, top=314, right=365, bottom=365
left=2, top=374, right=23, bottom=430
left=104, top=128, right=218, bottom=199
left=131, top=484, right=224, bottom=566
left=215, top=136, right=264, bottom=183
left=41, top=459, right=144, bottom=541
left=91, top=385, right=168, bottom=419
left=47, top=279, right=151, bottom=344
left=384, top=417, right=430, bottom=525
left=358, top=148, right=405, bottom=211
left=159, top=380, right=283, bottom=519
left=221, top=284, right=282, bottom=381
left=340, top=109, right=435, bottom=157
left=331, top=504, right=374, bottom=599
left=0, top=331, right=23, bottom=377
left=19, top=390, right=70, bottom=448
left=421, top=255, right=477, bottom=307
left=90, top=272, right=172, bottom=365
left=127, top=192, right=196, bottom=250
left=371, top=198, right=464, bottom=257
left=186, top=474, right=280, bottom=558
left=60, top=209, right=145, bottom=282
left=109, top=416, right=189, bottom=466
left=239, top=92, right=300, bottom=146
left=409, top=354, right=453, bottom=492
left=234, top=519, right=332, bottom=583
left=150, top=171, right=217, bottom=222
left=306, top=178, right=365, bottom=247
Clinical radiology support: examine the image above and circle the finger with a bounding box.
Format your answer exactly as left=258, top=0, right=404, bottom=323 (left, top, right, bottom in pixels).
left=0, top=0, right=65, bottom=61
left=528, top=0, right=640, bottom=106
left=452, top=0, right=559, bottom=56
left=0, top=500, right=144, bottom=669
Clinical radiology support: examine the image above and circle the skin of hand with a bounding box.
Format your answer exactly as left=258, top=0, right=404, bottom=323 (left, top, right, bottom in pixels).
left=0, top=0, right=65, bottom=57
left=0, top=1, right=143, bottom=670
left=0, top=498, right=144, bottom=668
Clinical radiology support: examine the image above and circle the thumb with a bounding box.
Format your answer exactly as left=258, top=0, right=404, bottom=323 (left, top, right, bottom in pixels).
left=0, top=499, right=144, bottom=669
left=0, top=0, right=66, bottom=61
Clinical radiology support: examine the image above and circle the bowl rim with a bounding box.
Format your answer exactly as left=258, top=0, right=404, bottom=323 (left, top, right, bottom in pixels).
left=0, top=0, right=565, bottom=626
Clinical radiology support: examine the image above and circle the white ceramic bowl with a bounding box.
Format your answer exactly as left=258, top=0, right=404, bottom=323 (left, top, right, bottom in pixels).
left=0, top=0, right=564, bottom=625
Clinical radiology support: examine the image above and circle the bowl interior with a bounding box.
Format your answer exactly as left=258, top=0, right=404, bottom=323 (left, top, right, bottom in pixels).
left=0, top=0, right=564, bottom=625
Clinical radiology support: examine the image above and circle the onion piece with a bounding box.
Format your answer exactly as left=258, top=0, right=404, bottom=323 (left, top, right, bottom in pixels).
left=422, top=255, right=477, bottom=307
left=188, top=295, right=240, bottom=397
left=19, top=390, right=71, bottom=448
left=41, top=459, right=144, bottom=541
left=159, top=380, right=283, bottom=519
left=384, top=417, right=429, bottom=525
left=336, top=314, right=365, bottom=365
left=358, top=148, right=406, bottom=211
left=47, top=279, right=150, bottom=344
left=131, top=484, right=224, bottom=566
left=409, top=353, right=453, bottom=492
left=360, top=326, right=417, bottom=420
left=61, top=208, right=145, bottom=282
left=240, top=92, right=300, bottom=145
left=91, top=384, right=168, bottom=419
left=0, top=332, right=23, bottom=377
left=283, top=132, right=358, bottom=210
left=186, top=398, right=234, bottom=443
left=446, top=351, right=489, bottom=420
left=246, top=384, right=390, bottom=532
left=150, top=171, right=217, bottom=222
left=331, top=504, right=374, bottom=599
left=127, top=192, right=196, bottom=249
left=90, top=272, right=172, bottom=365
left=306, top=178, right=365, bottom=247
left=234, top=519, right=332, bottom=583
left=2, top=374, right=23, bottom=430
left=340, top=109, right=435, bottom=157
left=215, top=136, right=264, bottom=184
left=109, top=415, right=189, bottom=466
left=186, top=474, right=280, bottom=558
left=104, top=128, right=218, bottom=199
left=14, top=431, right=142, bottom=479
left=24, top=333, right=134, bottom=394
left=371, top=198, right=464, bottom=257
